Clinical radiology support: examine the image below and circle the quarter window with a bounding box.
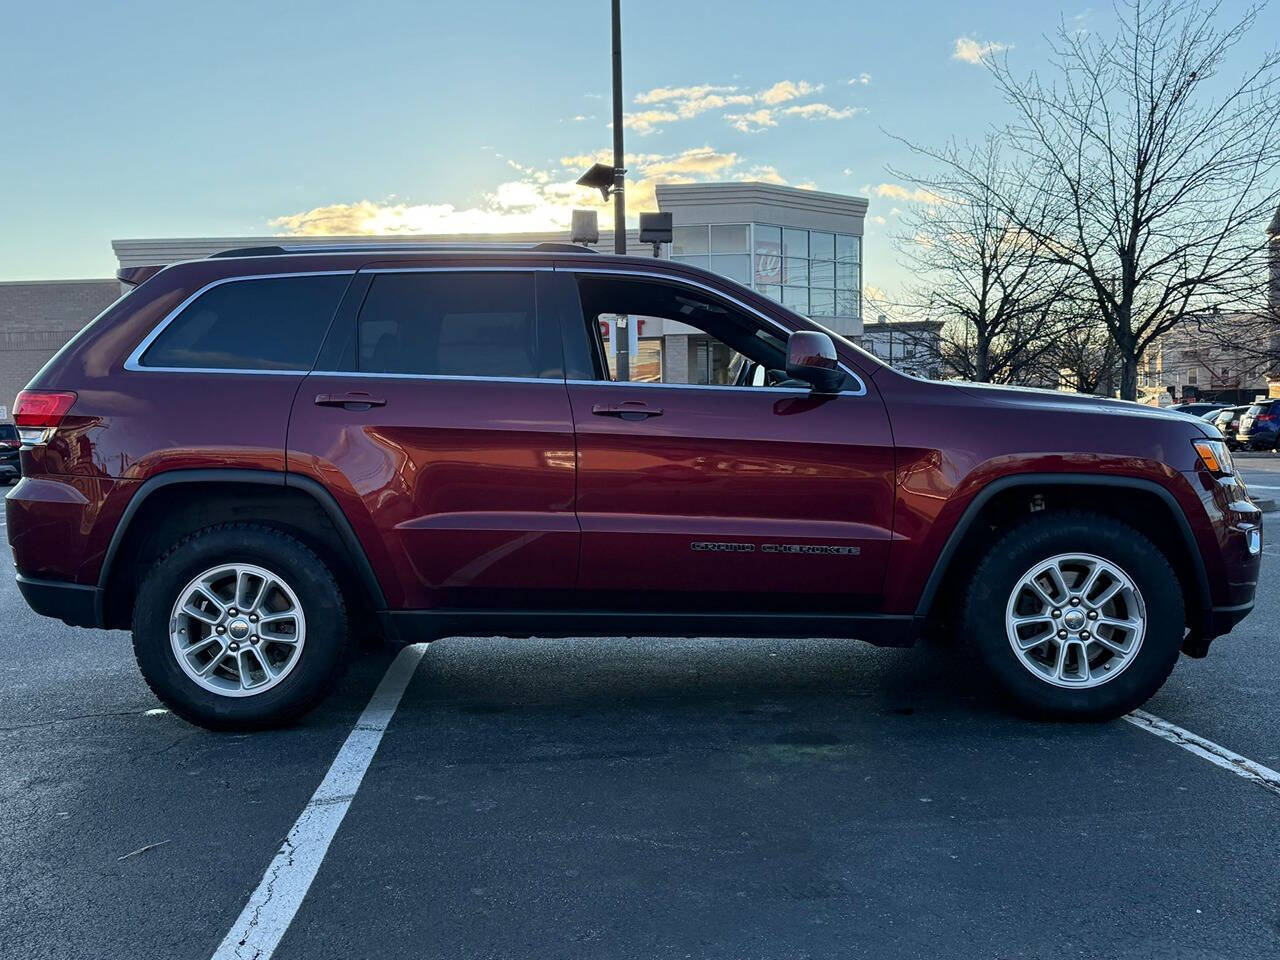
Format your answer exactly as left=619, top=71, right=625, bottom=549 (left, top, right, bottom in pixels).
left=140, top=274, right=349, bottom=370
left=356, top=272, right=552, bottom=379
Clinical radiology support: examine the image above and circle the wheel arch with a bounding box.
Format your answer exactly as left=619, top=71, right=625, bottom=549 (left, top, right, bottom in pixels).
left=915, top=474, right=1211, bottom=636
left=99, top=469, right=386, bottom=629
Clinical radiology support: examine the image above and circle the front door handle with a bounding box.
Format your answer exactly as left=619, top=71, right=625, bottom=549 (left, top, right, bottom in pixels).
left=314, top=392, right=386, bottom=411
left=591, top=401, right=663, bottom=421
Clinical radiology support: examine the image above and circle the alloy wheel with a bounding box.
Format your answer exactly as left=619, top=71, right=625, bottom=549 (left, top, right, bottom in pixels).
left=168, top=563, right=307, bottom=697
left=1004, top=553, right=1146, bottom=689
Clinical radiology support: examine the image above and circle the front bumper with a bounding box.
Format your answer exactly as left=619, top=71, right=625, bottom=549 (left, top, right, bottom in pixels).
left=15, top=574, right=102, bottom=628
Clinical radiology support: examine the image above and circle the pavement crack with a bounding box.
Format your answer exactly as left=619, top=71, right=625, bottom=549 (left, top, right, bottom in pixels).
left=0, top=708, right=153, bottom=733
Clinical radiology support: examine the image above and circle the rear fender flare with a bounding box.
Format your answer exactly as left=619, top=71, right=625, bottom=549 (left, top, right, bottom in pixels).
left=98, top=468, right=387, bottom=612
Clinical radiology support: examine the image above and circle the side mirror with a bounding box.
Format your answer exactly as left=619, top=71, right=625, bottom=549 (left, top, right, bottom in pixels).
left=785, top=331, right=844, bottom=394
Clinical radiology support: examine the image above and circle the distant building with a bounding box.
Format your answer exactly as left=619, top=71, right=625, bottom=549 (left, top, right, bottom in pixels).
left=1139, top=203, right=1280, bottom=406
left=860, top=314, right=943, bottom=379
left=0, top=280, right=120, bottom=419
left=1138, top=311, right=1272, bottom=405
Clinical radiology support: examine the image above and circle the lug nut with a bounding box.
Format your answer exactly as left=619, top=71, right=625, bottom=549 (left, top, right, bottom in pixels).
left=249, top=635, right=258, bottom=644
left=216, top=625, right=226, bottom=635
left=1051, top=609, right=1062, bottom=618
left=1080, top=631, right=1091, bottom=641
left=1069, top=597, right=1080, bottom=606
left=229, top=642, right=240, bottom=652
left=1057, top=630, right=1068, bottom=639
left=249, top=614, right=258, bottom=623
left=1087, top=610, right=1098, bottom=620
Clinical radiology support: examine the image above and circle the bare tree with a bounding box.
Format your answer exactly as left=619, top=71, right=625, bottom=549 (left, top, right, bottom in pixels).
left=987, top=0, right=1280, bottom=400
left=889, top=134, right=1076, bottom=385
left=1049, top=319, right=1122, bottom=394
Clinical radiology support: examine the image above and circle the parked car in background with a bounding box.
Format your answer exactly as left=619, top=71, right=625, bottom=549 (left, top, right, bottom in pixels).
left=1171, top=402, right=1231, bottom=419
left=1237, top=400, right=1280, bottom=450
left=4, top=244, right=1263, bottom=730
left=1206, top=406, right=1249, bottom=449
left=0, top=423, right=20, bottom=484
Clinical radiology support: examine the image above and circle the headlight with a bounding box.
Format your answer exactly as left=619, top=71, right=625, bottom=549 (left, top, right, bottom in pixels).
left=1193, top=439, right=1235, bottom=477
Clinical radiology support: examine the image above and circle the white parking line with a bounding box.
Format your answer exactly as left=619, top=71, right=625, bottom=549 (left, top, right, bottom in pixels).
left=1125, top=709, right=1280, bottom=798
left=1245, top=483, right=1280, bottom=491
left=211, top=643, right=427, bottom=960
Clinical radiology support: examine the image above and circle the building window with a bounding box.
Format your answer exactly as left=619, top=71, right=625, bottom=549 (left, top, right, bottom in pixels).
left=750, top=224, right=861, bottom=319
left=1187, top=369, right=1198, bottom=385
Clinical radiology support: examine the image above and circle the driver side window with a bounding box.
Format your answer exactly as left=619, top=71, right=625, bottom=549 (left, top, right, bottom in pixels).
left=573, top=274, right=794, bottom=388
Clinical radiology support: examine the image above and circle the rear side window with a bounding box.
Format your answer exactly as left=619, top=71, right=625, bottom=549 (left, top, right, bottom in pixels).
left=139, top=274, right=350, bottom=371
left=1247, top=404, right=1267, bottom=415
left=356, top=272, right=555, bottom=379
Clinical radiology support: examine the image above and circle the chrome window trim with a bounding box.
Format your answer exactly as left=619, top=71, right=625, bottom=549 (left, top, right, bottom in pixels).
left=555, top=265, right=868, bottom=397
left=565, top=378, right=820, bottom=396
left=310, top=371, right=564, bottom=385
left=122, top=271, right=356, bottom=374
left=362, top=266, right=552, bottom=274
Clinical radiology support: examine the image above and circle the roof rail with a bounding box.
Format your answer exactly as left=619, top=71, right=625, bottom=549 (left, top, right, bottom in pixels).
left=208, top=241, right=598, bottom=259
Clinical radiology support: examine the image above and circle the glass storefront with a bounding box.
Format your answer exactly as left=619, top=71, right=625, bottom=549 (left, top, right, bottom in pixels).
left=672, top=222, right=861, bottom=321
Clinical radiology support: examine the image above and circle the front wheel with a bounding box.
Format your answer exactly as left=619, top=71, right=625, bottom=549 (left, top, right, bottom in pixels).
left=961, top=511, right=1184, bottom=721
left=132, top=524, right=352, bottom=730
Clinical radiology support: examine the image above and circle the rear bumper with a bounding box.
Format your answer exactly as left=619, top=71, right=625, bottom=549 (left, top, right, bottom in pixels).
left=15, top=574, right=102, bottom=628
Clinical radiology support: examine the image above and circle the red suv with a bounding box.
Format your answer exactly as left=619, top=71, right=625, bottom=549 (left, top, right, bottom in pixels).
left=4, top=245, right=1262, bottom=729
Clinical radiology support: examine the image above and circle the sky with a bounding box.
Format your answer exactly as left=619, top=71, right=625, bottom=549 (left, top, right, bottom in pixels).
left=2, top=0, right=1276, bottom=302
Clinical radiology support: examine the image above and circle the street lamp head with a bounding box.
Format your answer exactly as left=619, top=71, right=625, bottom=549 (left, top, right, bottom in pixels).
left=570, top=209, right=600, bottom=246
left=638, top=212, right=672, bottom=245
left=577, top=162, right=618, bottom=202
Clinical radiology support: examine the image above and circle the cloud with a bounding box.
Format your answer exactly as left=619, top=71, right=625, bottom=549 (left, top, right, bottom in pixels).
left=781, top=102, right=863, bottom=120
left=848, top=73, right=872, bottom=85
left=633, top=84, right=757, bottom=118
left=756, top=80, right=823, bottom=105
left=874, top=183, right=950, bottom=205
left=623, top=109, right=681, bottom=134
left=725, top=108, right=779, bottom=133
left=270, top=147, right=785, bottom=238
left=952, top=36, right=1010, bottom=64
left=625, top=77, right=859, bottom=135
left=871, top=215, right=887, bottom=225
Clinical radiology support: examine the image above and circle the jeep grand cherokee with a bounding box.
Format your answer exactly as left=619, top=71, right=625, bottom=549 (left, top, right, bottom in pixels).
left=4, top=244, right=1262, bottom=729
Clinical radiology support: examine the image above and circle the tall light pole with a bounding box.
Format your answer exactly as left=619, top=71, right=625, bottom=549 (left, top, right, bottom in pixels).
left=611, top=0, right=626, bottom=257
left=575, top=1, right=631, bottom=379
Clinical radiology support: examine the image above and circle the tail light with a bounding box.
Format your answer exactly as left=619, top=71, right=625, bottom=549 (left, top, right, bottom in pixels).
left=14, top=390, right=77, bottom=428
left=1257, top=413, right=1277, bottom=423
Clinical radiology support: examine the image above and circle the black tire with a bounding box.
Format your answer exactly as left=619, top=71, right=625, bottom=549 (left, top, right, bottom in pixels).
left=132, top=523, right=351, bottom=731
left=961, top=510, right=1184, bottom=721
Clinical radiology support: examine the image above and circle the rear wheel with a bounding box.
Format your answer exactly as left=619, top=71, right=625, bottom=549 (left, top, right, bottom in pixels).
left=961, top=510, right=1184, bottom=721
left=132, top=524, right=351, bottom=730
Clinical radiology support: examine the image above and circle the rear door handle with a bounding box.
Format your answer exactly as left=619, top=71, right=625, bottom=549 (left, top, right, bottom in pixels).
left=314, top=392, right=386, bottom=411
left=591, top=401, right=663, bottom=421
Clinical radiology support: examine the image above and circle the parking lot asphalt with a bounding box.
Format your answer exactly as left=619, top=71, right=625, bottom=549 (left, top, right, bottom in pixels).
left=3, top=477, right=1280, bottom=960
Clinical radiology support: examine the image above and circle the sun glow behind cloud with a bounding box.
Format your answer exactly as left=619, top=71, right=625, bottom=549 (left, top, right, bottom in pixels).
left=270, top=147, right=795, bottom=236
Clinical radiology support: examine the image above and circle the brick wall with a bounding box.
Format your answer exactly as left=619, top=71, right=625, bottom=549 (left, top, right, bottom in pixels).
left=0, top=280, right=120, bottom=419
